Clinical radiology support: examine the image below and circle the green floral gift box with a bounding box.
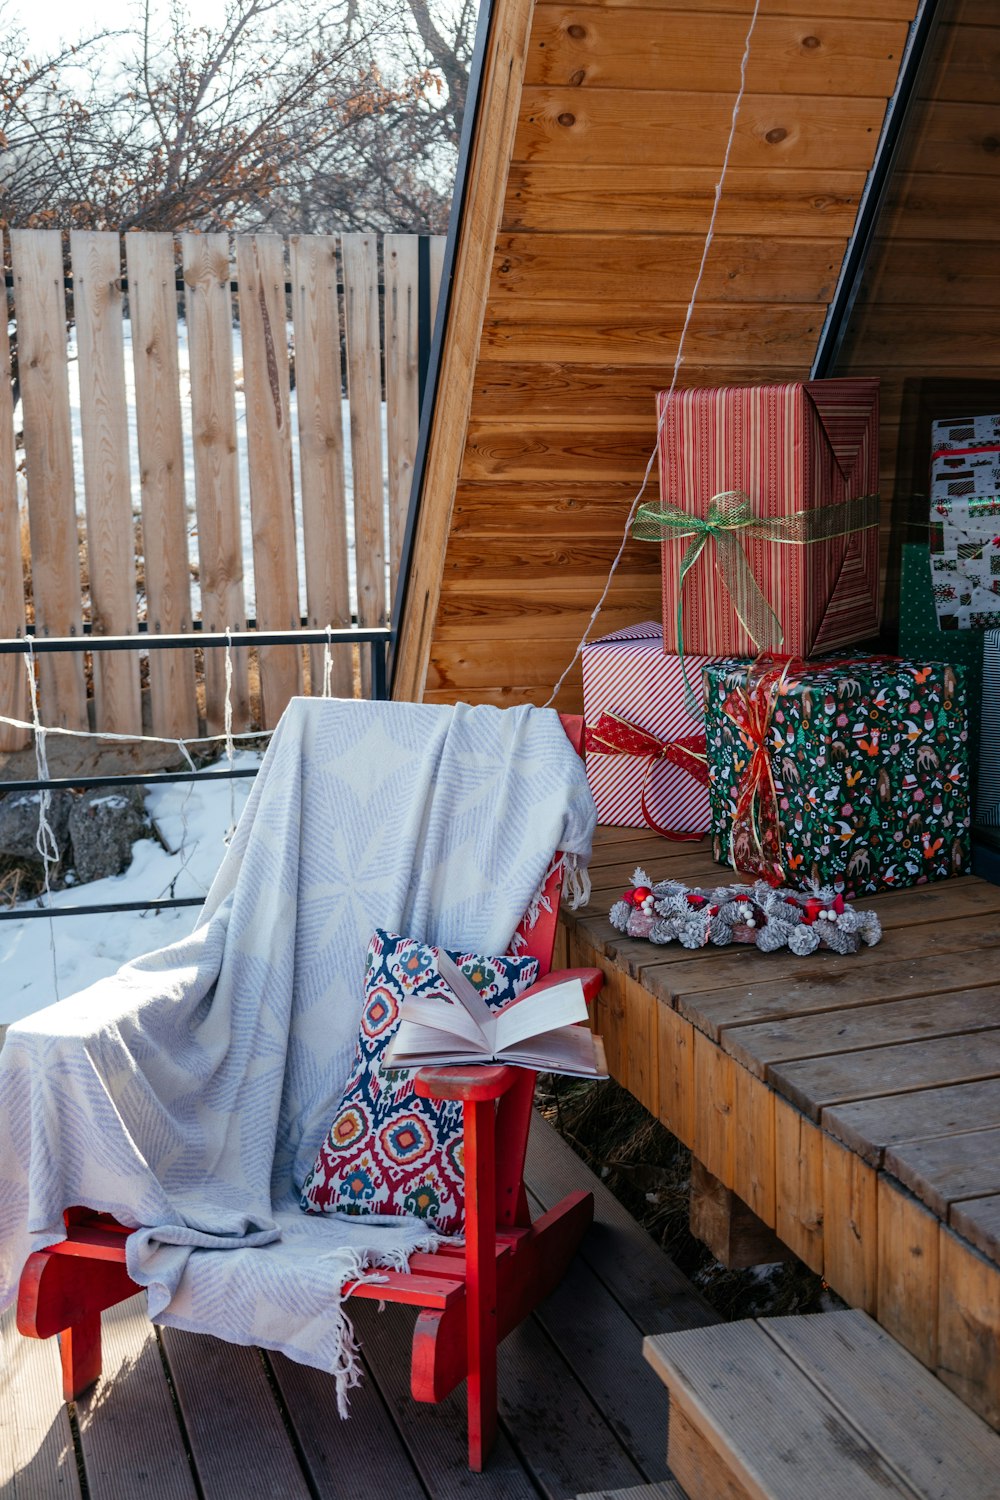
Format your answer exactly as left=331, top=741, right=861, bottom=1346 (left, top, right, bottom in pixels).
left=704, top=657, right=971, bottom=898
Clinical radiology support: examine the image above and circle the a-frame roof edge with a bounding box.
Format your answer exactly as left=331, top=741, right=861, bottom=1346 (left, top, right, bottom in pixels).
left=392, top=0, right=535, bottom=701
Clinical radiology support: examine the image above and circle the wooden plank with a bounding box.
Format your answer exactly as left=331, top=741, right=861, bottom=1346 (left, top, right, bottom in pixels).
left=689, top=1159, right=789, bottom=1270
left=512, top=90, right=891, bottom=170
left=824, top=1077, right=1000, bottom=1168
left=771, top=1030, right=1000, bottom=1123
left=0, top=281, right=29, bottom=751
left=124, top=231, right=198, bottom=740
left=393, top=0, right=536, bottom=699
left=446, top=535, right=660, bottom=581
left=469, top=365, right=805, bottom=420
left=524, top=10, right=907, bottom=96
left=160, top=1326, right=311, bottom=1499
left=524, top=1250, right=673, bottom=1482
left=671, top=912, right=1000, bottom=1032
left=588, top=0, right=918, bottom=16
left=234, top=234, right=302, bottom=724
left=657, top=1001, right=695, bottom=1146
left=478, top=312, right=823, bottom=368
left=385, top=234, right=420, bottom=602
left=451, top=482, right=676, bottom=530
left=686, top=945, right=1000, bottom=1043
left=950, top=1195, right=1000, bottom=1266
left=267, top=1350, right=427, bottom=1500
left=69, top=231, right=141, bottom=736
left=341, top=232, right=385, bottom=699
left=937, top=1226, right=1000, bottom=1429
left=665, top=1403, right=751, bottom=1500
left=821, top=1134, right=877, bottom=1313
left=502, top=163, right=865, bottom=236
left=764, top=1307, right=1000, bottom=1498
left=732, top=1068, right=775, bottom=1225
left=350, top=1298, right=540, bottom=1500
left=577, top=1484, right=687, bottom=1500
left=181, top=232, right=250, bottom=734
left=690, top=1030, right=735, bottom=1188
left=885, top=1127, right=1000, bottom=1221
left=897, top=100, right=1000, bottom=179
left=773, top=1098, right=824, bottom=1273
left=877, top=1178, right=940, bottom=1370
left=10, top=229, right=88, bottom=732
left=879, top=170, right=1000, bottom=242
left=524, top=1112, right=718, bottom=1334
left=436, top=581, right=661, bottom=640
left=493, top=1315, right=648, bottom=1496
left=0, top=1303, right=82, bottom=1498
left=722, top=985, right=1000, bottom=1080
left=644, top=1321, right=915, bottom=1500
left=288, top=233, right=352, bottom=700
left=76, top=1296, right=197, bottom=1500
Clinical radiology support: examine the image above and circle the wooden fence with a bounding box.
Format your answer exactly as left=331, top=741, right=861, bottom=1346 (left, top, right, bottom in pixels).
left=0, top=230, right=445, bottom=751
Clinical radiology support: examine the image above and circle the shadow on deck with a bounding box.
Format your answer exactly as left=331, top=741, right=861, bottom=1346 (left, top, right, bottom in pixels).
left=1, top=1115, right=717, bottom=1500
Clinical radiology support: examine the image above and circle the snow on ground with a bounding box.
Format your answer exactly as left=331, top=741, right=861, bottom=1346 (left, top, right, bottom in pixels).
left=0, top=750, right=262, bottom=1026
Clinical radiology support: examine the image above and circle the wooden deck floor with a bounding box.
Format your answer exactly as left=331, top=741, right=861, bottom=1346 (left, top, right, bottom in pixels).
left=560, top=826, right=1000, bottom=1432
left=0, top=1115, right=717, bottom=1500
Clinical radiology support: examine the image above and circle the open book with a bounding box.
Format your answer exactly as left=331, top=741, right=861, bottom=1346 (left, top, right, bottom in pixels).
left=383, top=950, right=608, bottom=1079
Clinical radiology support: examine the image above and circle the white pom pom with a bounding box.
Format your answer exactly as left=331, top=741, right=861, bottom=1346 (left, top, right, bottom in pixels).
left=745, top=917, right=756, bottom=929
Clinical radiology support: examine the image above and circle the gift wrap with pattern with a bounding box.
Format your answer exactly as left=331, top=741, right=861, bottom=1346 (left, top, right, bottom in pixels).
left=581, top=622, right=723, bottom=833
left=930, top=412, right=1000, bottom=630
left=651, top=379, right=881, bottom=658
left=981, top=632, right=1000, bottom=826
left=704, top=657, right=971, bottom=898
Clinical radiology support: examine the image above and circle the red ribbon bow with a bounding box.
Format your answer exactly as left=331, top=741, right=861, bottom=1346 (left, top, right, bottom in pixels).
left=720, top=660, right=791, bottom=886
left=585, top=711, right=708, bottom=840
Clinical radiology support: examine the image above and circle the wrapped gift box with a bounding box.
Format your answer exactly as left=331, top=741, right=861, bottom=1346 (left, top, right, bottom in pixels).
left=899, top=541, right=984, bottom=802
left=646, top=379, right=881, bottom=657
left=930, top=412, right=1000, bottom=630
left=581, top=622, right=725, bottom=834
left=981, top=632, right=1000, bottom=826
left=704, top=655, right=971, bottom=898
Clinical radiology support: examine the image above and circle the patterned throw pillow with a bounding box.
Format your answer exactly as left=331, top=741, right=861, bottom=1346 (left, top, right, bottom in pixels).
left=300, top=929, right=539, bottom=1234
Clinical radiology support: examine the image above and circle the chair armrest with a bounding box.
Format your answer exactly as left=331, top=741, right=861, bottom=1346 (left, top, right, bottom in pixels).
left=414, top=1063, right=522, bottom=1103
left=517, top=967, right=605, bottom=1007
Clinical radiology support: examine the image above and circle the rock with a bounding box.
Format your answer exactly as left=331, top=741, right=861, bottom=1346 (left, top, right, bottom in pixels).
left=68, top=786, right=148, bottom=884
left=0, top=789, right=73, bottom=864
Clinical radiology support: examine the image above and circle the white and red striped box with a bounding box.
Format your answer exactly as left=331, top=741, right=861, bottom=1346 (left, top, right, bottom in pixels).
left=581, top=622, right=724, bottom=834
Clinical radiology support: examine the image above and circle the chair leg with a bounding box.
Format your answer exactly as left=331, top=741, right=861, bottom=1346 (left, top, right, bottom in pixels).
left=58, top=1312, right=102, bottom=1400
left=464, top=1097, right=498, bottom=1471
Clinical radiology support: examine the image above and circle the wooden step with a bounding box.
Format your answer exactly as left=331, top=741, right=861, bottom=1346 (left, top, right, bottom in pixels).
left=644, top=1309, right=1000, bottom=1500
left=577, top=1484, right=689, bottom=1500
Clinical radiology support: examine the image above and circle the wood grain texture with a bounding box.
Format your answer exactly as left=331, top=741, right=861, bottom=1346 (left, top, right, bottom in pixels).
left=385, top=233, right=421, bottom=602
left=10, top=229, right=88, bottom=731
left=125, top=231, right=198, bottom=740
left=774, top=1097, right=824, bottom=1273
left=76, top=1297, right=198, bottom=1500
left=0, top=1303, right=82, bottom=1499
left=885, top=1127, right=1000, bottom=1221
left=235, top=234, right=302, bottom=723
left=764, top=1308, right=1000, bottom=1498
left=69, top=231, right=141, bottom=735
left=393, top=0, right=536, bottom=700
left=181, top=232, right=250, bottom=732
left=524, top=10, right=907, bottom=96
left=876, top=1178, right=940, bottom=1370
left=0, top=291, right=29, bottom=750
left=342, top=233, right=386, bottom=698
left=823, top=1077, right=1000, bottom=1169
left=937, top=1227, right=1000, bottom=1428
left=288, top=233, right=352, bottom=699
left=950, top=1195, right=1000, bottom=1266
left=822, top=1133, right=877, bottom=1313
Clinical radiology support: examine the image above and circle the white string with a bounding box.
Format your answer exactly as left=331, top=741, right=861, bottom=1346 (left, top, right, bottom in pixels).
left=24, top=646, right=61, bottom=1000
left=0, top=710, right=271, bottom=750
left=543, top=0, right=762, bottom=708
left=322, top=625, right=334, bottom=698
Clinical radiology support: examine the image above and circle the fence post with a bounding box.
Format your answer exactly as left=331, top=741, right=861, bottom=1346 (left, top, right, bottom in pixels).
left=342, top=233, right=386, bottom=699
left=0, top=252, right=29, bottom=751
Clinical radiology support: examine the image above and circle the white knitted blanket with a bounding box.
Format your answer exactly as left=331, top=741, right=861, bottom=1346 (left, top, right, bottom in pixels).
left=0, top=699, right=595, bottom=1410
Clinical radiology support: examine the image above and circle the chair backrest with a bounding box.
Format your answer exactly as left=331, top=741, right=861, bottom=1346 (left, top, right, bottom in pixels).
left=495, top=713, right=585, bottom=1228
left=507, top=714, right=585, bottom=975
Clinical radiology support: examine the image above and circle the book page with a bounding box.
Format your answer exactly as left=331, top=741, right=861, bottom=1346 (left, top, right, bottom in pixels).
left=435, top=949, right=497, bottom=1031
left=504, top=1024, right=606, bottom=1077
left=493, top=977, right=588, bottom=1053
left=394, top=994, right=487, bottom=1048
left=385, top=1018, right=480, bottom=1069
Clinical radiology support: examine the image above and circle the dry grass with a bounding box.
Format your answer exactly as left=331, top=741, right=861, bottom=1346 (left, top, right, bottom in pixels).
left=536, top=1074, right=840, bottom=1321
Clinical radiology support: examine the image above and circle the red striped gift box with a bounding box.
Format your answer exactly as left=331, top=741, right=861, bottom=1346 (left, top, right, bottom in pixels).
left=581, top=622, right=726, bottom=834
left=657, top=379, right=881, bottom=658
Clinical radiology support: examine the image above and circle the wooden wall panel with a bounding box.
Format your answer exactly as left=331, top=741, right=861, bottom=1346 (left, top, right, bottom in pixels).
left=397, top=0, right=921, bottom=708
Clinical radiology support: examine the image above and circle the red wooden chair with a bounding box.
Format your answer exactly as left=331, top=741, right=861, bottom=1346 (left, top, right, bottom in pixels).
left=16, top=713, right=603, bottom=1471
